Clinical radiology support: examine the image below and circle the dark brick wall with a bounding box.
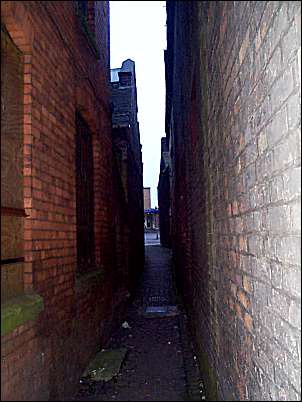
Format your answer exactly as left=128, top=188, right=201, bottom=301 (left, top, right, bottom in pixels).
left=110, top=58, right=145, bottom=292
left=111, top=127, right=144, bottom=295
left=158, top=137, right=171, bottom=247
left=123, top=135, right=144, bottom=288
left=166, top=1, right=301, bottom=400
left=1, top=1, right=139, bottom=400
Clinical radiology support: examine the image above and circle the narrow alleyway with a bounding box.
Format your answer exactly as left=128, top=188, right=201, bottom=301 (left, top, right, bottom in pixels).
left=71, top=244, right=205, bottom=401
left=1, top=3, right=300, bottom=401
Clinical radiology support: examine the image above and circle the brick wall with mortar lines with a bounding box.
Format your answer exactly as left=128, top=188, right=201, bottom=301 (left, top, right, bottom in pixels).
left=1, top=1, right=130, bottom=400
left=168, top=1, right=301, bottom=400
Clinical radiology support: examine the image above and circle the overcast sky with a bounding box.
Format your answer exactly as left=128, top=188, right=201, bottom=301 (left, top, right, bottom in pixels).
left=109, top=1, right=167, bottom=208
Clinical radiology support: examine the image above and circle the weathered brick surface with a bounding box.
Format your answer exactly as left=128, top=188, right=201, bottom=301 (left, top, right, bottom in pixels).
left=166, top=1, right=301, bottom=400
left=110, top=59, right=145, bottom=292
left=158, top=137, right=171, bottom=248
left=1, top=1, right=139, bottom=400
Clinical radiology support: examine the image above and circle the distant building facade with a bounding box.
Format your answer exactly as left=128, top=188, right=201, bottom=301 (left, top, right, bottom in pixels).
left=144, top=208, right=160, bottom=230
left=143, top=187, right=159, bottom=230
left=143, top=187, right=151, bottom=210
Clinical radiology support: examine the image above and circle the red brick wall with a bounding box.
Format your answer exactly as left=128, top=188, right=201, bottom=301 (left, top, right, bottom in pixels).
left=167, top=1, right=301, bottom=400
left=1, top=2, right=130, bottom=400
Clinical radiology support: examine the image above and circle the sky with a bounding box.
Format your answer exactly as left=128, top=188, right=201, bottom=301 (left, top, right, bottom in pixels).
left=109, top=1, right=167, bottom=208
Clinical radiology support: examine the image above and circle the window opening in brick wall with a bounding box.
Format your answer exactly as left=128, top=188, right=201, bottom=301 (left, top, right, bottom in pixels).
left=77, top=0, right=88, bottom=18
left=75, top=113, right=95, bottom=274
left=1, top=26, right=25, bottom=301
left=75, top=0, right=98, bottom=57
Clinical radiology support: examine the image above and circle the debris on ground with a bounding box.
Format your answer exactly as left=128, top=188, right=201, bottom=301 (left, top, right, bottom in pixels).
left=121, top=321, right=131, bottom=329
left=82, top=348, right=127, bottom=382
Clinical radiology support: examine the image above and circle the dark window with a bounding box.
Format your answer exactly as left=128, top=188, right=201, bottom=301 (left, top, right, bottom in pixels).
left=75, top=113, right=94, bottom=274
left=77, top=0, right=88, bottom=18
left=1, top=27, right=25, bottom=301
left=75, top=0, right=98, bottom=57
left=118, top=71, right=132, bottom=87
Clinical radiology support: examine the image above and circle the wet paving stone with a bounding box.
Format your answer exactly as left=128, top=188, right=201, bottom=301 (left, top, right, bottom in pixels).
left=71, top=245, right=205, bottom=401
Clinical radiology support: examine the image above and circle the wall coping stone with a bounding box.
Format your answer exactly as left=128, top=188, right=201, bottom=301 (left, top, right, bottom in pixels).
left=1, top=293, right=44, bottom=336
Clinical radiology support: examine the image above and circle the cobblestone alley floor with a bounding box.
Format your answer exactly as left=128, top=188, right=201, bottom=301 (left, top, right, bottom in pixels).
left=71, top=245, right=205, bottom=401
